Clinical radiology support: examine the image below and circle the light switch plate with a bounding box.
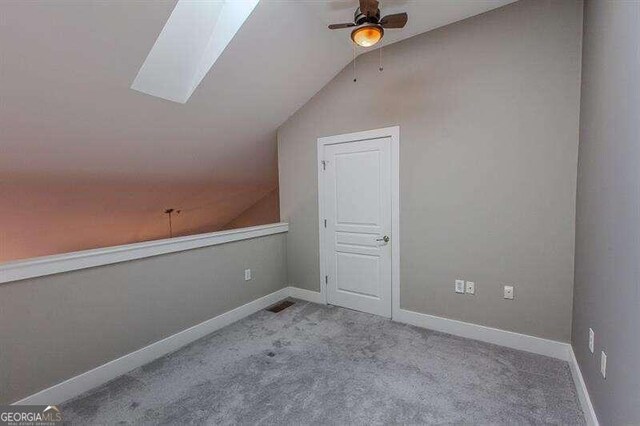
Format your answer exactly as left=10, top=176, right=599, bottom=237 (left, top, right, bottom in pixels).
left=589, top=328, right=595, bottom=353
left=455, top=280, right=465, bottom=294
left=503, top=285, right=514, bottom=300
left=244, top=269, right=252, bottom=281
left=465, top=281, right=475, bottom=295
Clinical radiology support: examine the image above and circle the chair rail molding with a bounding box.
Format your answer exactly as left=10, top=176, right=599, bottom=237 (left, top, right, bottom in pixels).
left=0, top=223, right=289, bottom=284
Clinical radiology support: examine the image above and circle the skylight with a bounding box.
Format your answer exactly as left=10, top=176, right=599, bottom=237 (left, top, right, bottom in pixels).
left=131, top=0, right=260, bottom=103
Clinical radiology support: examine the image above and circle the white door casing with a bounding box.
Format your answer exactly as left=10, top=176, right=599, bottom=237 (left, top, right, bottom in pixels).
left=317, top=127, right=399, bottom=318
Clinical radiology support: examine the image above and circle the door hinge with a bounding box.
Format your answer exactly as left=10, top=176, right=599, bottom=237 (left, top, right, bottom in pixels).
left=321, top=160, right=327, bottom=171
left=325, top=275, right=328, bottom=284
left=324, top=219, right=327, bottom=228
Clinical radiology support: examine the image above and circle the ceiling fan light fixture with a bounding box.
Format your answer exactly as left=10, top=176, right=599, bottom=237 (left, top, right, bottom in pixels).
left=351, top=25, right=384, bottom=47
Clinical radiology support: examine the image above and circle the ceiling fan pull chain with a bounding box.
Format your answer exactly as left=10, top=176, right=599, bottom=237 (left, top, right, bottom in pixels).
left=353, top=44, right=357, bottom=82
left=379, top=43, right=384, bottom=72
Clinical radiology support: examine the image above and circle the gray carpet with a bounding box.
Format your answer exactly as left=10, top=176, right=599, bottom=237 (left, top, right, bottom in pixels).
left=61, top=300, right=585, bottom=425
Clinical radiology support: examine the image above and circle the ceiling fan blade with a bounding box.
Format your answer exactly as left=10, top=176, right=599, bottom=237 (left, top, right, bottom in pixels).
left=328, top=22, right=356, bottom=29
left=359, top=0, right=379, bottom=17
left=380, top=12, right=408, bottom=29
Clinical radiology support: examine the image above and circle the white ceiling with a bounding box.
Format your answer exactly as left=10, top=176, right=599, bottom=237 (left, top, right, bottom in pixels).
left=0, top=0, right=517, bottom=185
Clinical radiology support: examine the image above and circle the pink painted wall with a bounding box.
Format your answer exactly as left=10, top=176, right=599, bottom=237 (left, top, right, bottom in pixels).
left=0, top=178, right=279, bottom=263
left=222, top=189, right=280, bottom=231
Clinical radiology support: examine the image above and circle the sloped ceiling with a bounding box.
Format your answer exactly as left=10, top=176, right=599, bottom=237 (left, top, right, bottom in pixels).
left=0, top=0, right=515, bottom=261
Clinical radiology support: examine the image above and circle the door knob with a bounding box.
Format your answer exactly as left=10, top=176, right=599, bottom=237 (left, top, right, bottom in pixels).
left=376, top=235, right=390, bottom=243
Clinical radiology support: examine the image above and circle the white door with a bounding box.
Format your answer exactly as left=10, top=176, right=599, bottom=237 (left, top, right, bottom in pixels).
left=321, top=136, right=392, bottom=317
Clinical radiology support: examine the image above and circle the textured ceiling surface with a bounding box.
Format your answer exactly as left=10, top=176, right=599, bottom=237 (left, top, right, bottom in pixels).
left=1, top=0, right=343, bottom=184
left=1, top=0, right=516, bottom=184
left=0, top=0, right=515, bottom=261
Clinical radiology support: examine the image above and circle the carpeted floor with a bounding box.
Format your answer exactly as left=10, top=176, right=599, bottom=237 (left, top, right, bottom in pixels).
left=61, top=300, right=585, bottom=425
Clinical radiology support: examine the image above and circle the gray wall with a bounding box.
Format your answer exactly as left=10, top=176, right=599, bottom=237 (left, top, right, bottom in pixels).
left=572, top=1, right=640, bottom=424
left=279, top=0, right=583, bottom=341
left=0, top=233, right=287, bottom=404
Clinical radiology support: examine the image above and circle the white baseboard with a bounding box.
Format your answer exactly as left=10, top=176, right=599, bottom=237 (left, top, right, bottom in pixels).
left=287, top=286, right=324, bottom=304
left=568, top=347, right=599, bottom=426
left=395, top=309, right=598, bottom=423
left=14, top=285, right=596, bottom=426
left=13, top=287, right=290, bottom=405
left=394, top=308, right=571, bottom=361
left=285, top=290, right=571, bottom=362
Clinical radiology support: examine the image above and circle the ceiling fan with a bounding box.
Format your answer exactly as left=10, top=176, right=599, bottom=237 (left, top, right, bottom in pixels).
left=328, top=0, right=408, bottom=47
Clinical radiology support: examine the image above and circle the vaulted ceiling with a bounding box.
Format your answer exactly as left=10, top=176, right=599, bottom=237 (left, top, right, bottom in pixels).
left=0, top=0, right=516, bottom=261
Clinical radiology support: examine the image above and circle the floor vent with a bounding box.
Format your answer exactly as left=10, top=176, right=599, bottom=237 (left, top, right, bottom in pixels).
left=266, top=300, right=295, bottom=313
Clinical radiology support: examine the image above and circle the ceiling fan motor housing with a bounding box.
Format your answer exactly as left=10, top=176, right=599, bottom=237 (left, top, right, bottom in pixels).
left=354, top=7, right=381, bottom=25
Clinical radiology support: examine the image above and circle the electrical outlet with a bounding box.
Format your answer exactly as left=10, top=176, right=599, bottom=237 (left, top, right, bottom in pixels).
left=600, top=351, right=607, bottom=378
left=455, top=280, right=465, bottom=294
left=503, top=285, right=514, bottom=300
left=465, top=281, right=475, bottom=295
left=244, top=269, right=252, bottom=281
left=589, top=328, right=595, bottom=353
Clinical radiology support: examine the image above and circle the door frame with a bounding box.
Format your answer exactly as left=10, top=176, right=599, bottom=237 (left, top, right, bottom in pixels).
left=317, top=126, right=400, bottom=319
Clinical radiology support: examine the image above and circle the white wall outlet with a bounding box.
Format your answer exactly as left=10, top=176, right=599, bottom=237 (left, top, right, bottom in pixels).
left=244, top=269, right=252, bottom=281
left=600, top=351, right=607, bottom=378
left=589, top=328, right=595, bottom=353
left=455, top=280, right=465, bottom=294
left=465, top=281, right=475, bottom=295
left=503, top=285, right=514, bottom=300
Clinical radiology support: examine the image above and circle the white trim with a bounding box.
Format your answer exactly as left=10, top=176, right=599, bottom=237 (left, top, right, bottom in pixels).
left=12, top=284, right=598, bottom=423
left=288, top=286, right=324, bottom=304
left=13, top=287, right=290, bottom=405
left=0, top=223, right=289, bottom=285
left=394, top=308, right=571, bottom=361
left=390, top=128, right=400, bottom=320
left=568, top=347, right=600, bottom=426
left=317, top=138, right=328, bottom=305
left=316, top=126, right=400, bottom=315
